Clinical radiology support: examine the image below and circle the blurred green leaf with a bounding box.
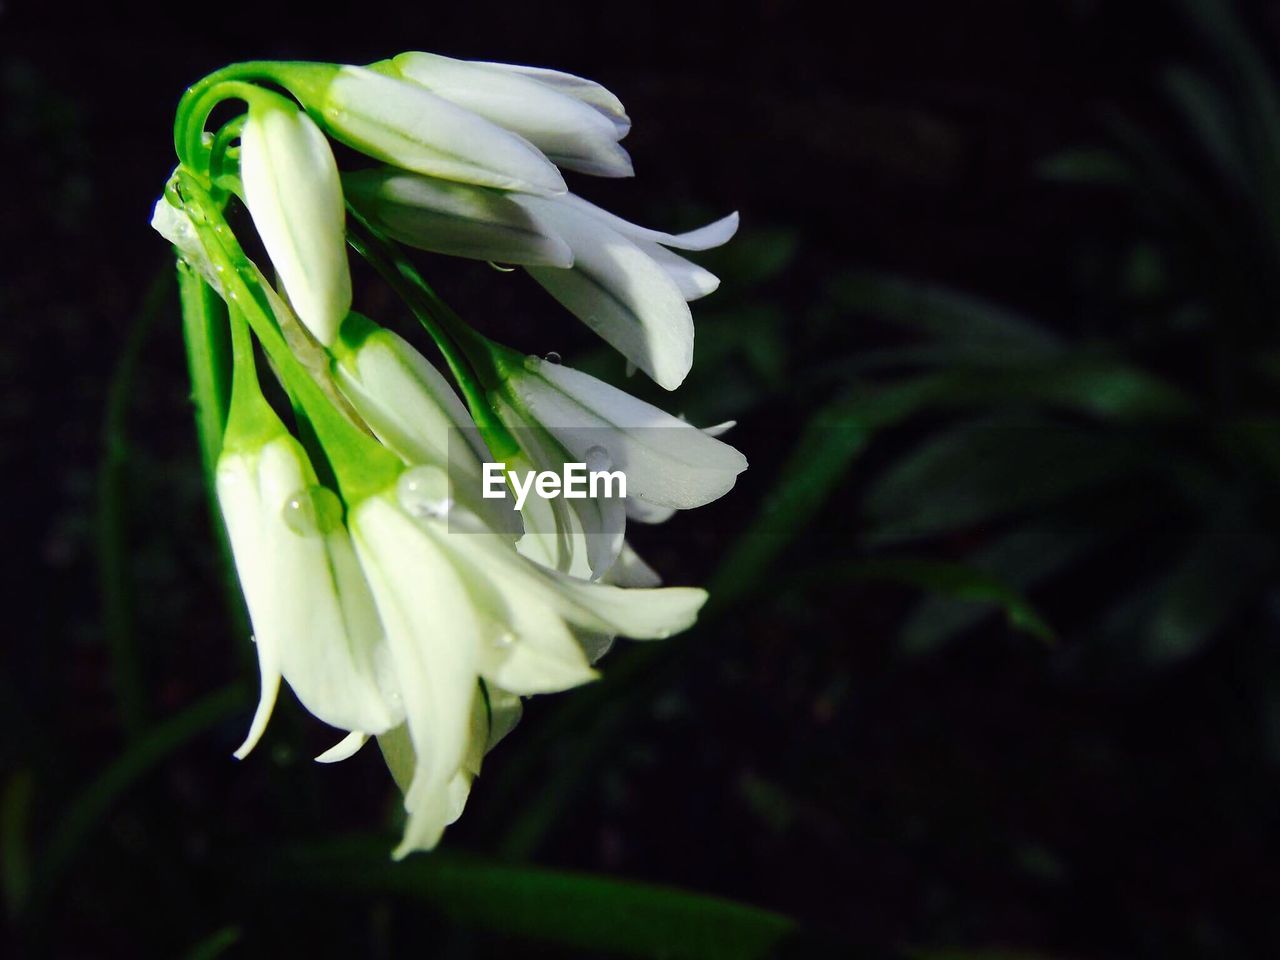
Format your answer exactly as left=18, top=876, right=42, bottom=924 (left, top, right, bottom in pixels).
left=783, top=558, right=1055, bottom=647
left=2, top=771, right=33, bottom=919
left=1143, top=498, right=1277, bottom=663
left=33, top=683, right=248, bottom=915
left=862, top=417, right=1144, bottom=545
left=182, top=926, right=242, bottom=960
left=252, top=839, right=809, bottom=960
left=1037, top=147, right=1134, bottom=186
left=830, top=274, right=1061, bottom=355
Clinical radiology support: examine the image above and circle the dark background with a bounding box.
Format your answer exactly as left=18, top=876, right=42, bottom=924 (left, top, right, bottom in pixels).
left=5, top=0, right=1280, bottom=957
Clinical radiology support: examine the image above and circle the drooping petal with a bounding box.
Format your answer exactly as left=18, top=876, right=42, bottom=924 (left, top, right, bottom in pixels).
left=335, top=323, right=521, bottom=537
left=517, top=196, right=694, bottom=390
left=240, top=100, right=351, bottom=345
left=636, top=239, right=721, bottom=300
left=491, top=406, right=624, bottom=580
left=391, top=53, right=633, bottom=178
left=322, top=66, right=566, bottom=196
left=506, top=356, right=748, bottom=510
left=344, top=168, right=573, bottom=267
left=562, top=194, right=739, bottom=251
left=351, top=493, right=482, bottom=856
left=315, top=731, right=370, bottom=763
left=218, top=437, right=403, bottom=748
left=473, top=61, right=631, bottom=136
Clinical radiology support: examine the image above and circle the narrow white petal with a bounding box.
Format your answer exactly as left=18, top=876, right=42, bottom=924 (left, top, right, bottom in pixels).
left=563, top=194, right=739, bottom=251
left=703, top=420, right=737, bottom=438
left=624, top=497, right=677, bottom=525
left=345, top=169, right=573, bottom=267
left=240, top=103, right=351, bottom=345
left=393, top=53, right=630, bottom=178
left=509, top=357, right=748, bottom=509
left=474, top=61, right=631, bottom=135
left=351, top=494, right=481, bottom=856
left=518, top=197, right=693, bottom=390
left=605, top=542, right=664, bottom=588
left=636, top=239, right=720, bottom=300
left=315, top=731, right=370, bottom=763
left=325, top=66, right=566, bottom=196
left=233, top=642, right=282, bottom=760
left=219, top=438, right=401, bottom=745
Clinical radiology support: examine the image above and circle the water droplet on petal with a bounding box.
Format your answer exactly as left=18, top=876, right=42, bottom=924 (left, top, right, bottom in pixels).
left=543, top=351, right=562, bottom=364
left=487, top=261, right=516, bottom=273
left=585, top=445, right=611, bottom=472
left=397, top=465, right=453, bottom=521
left=282, top=485, right=344, bottom=536
left=491, top=631, right=516, bottom=649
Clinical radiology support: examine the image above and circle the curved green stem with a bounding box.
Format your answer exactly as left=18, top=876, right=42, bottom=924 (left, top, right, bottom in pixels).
left=345, top=213, right=521, bottom=459
left=175, top=169, right=401, bottom=503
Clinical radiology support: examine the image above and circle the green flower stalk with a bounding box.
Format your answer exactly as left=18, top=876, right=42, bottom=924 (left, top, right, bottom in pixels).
left=153, top=50, right=747, bottom=856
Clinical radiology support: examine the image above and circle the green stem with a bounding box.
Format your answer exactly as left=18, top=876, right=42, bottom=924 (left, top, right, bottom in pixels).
left=345, top=214, right=520, bottom=459
left=176, top=169, right=401, bottom=504
left=177, top=259, right=250, bottom=645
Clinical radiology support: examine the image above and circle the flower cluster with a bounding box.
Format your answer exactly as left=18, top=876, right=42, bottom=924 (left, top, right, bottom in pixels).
left=153, top=52, right=746, bottom=855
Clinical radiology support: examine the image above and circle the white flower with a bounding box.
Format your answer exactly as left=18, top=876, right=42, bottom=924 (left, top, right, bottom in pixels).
left=319, top=66, right=567, bottom=196
left=344, top=167, right=572, bottom=267
left=239, top=98, right=351, bottom=345
left=388, top=52, right=633, bottom=178
left=215, top=433, right=402, bottom=758
left=515, top=195, right=739, bottom=390
left=497, top=354, right=748, bottom=514
left=348, top=471, right=707, bottom=854
left=331, top=316, right=521, bottom=536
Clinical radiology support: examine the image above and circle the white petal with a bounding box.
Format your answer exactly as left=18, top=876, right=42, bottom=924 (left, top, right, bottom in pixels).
left=509, top=357, right=748, bottom=509
left=324, top=66, right=566, bottom=196
left=344, top=168, right=573, bottom=267
left=351, top=494, right=481, bottom=856
left=315, top=731, right=370, bottom=763
left=430, top=520, right=706, bottom=641
left=563, top=194, right=739, bottom=251
left=474, top=61, right=631, bottom=136
left=482, top=685, right=524, bottom=750
left=605, top=542, right=663, bottom=588
left=336, top=329, right=521, bottom=538
left=150, top=195, right=223, bottom=292
left=624, top=497, right=677, bottom=525
left=240, top=102, right=351, bottom=345
left=225, top=439, right=401, bottom=737
left=393, top=53, right=631, bottom=178
left=518, top=197, right=693, bottom=390
left=495, top=416, right=624, bottom=580
left=703, top=420, right=737, bottom=438
left=637, top=239, right=720, bottom=300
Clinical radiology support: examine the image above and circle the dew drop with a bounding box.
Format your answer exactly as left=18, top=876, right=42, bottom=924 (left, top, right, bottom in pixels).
left=487, top=261, right=516, bottom=273
left=491, top=631, right=516, bottom=649
left=282, top=485, right=343, bottom=536
left=543, top=351, right=562, bottom=364
left=584, top=445, right=612, bottom=472
left=397, top=465, right=453, bottom=521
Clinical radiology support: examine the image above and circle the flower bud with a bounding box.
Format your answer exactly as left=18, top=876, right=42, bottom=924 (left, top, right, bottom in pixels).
left=240, top=98, right=351, bottom=345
